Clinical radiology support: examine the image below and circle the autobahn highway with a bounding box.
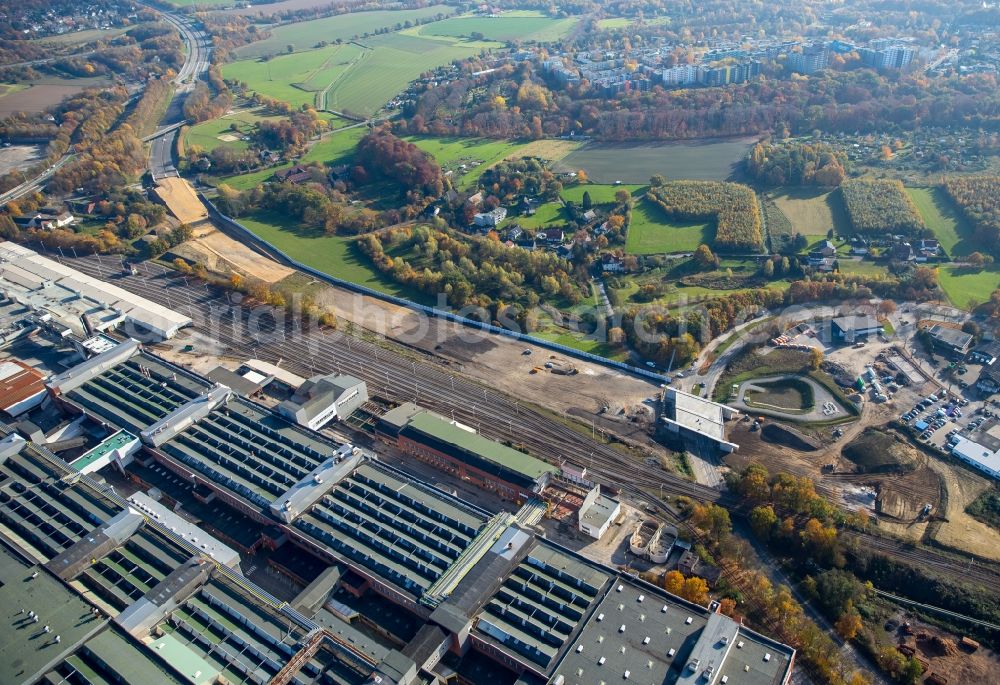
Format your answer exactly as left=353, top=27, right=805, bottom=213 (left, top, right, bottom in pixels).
left=140, top=1, right=212, bottom=179
left=53, top=253, right=1000, bottom=597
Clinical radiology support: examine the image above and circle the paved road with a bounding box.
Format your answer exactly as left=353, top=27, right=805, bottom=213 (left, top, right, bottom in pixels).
left=0, top=154, right=75, bottom=207
left=139, top=1, right=212, bottom=180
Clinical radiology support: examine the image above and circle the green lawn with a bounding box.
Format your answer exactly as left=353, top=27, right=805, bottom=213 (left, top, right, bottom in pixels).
left=532, top=329, right=628, bottom=361
left=302, top=126, right=365, bottom=165
left=561, top=183, right=642, bottom=205
left=938, top=265, right=1000, bottom=309
left=404, top=136, right=526, bottom=189
left=837, top=259, right=885, bottom=276
left=419, top=13, right=579, bottom=42
left=212, top=126, right=364, bottom=191
left=183, top=110, right=302, bottom=153
left=906, top=186, right=980, bottom=257
left=769, top=187, right=850, bottom=238
left=625, top=199, right=712, bottom=254
left=234, top=6, right=458, bottom=59
left=512, top=201, right=565, bottom=229
left=237, top=210, right=427, bottom=302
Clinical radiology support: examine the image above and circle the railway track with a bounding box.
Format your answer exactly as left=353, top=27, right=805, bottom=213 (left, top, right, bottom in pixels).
left=56, top=254, right=1000, bottom=595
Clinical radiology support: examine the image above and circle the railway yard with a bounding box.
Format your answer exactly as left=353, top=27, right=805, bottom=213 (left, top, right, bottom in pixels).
left=0, top=245, right=998, bottom=685
left=51, top=254, right=1000, bottom=598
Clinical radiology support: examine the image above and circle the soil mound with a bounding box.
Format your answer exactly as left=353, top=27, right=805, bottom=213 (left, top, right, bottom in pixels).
left=761, top=422, right=820, bottom=451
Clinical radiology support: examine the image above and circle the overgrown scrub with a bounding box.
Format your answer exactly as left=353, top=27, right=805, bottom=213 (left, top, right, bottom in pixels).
left=646, top=181, right=764, bottom=252
left=840, top=179, right=925, bottom=235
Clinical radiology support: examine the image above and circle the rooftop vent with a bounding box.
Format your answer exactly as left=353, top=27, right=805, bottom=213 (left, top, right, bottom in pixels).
left=668, top=648, right=675, bottom=657
left=619, top=624, right=626, bottom=633
left=764, top=653, right=771, bottom=662
left=661, top=605, right=668, bottom=613
left=638, top=594, right=644, bottom=602
left=685, top=617, right=693, bottom=625
left=737, top=641, right=744, bottom=649
left=642, top=637, right=650, bottom=645
left=597, top=613, right=604, bottom=621
left=598, top=657, right=606, bottom=665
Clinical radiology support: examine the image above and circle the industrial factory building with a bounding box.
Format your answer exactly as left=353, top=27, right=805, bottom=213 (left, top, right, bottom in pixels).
left=277, top=372, right=369, bottom=430
left=0, top=340, right=795, bottom=684
left=378, top=402, right=559, bottom=503
left=662, top=387, right=740, bottom=454
left=0, top=241, right=191, bottom=340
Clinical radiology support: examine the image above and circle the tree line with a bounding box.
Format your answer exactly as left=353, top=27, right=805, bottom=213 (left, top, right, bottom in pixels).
left=943, top=176, right=1000, bottom=252
left=840, top=179, right=925, bottom=235
left=746, top=140, right=847, bottom=187
left=356, top=224, right=586, bottom=317
left=405, top=60, right=1000, bottom=143
left=646, top=179, right=764, bottom=251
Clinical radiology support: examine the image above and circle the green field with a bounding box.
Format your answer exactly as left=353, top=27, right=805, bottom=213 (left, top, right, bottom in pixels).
left=404, top=136, right=525, bottom=189
left=769, top=188, right=849, bottom=238
left=227, top=33, right=487, bottom=116
left=234, top=6, right=457, bottom=59
left=238, top=210, right=427, bottom=301
left=625, top=198, right=712, bottom=254
left=224, top=43, right=367, bottom=109
left=938, top=265, right=1000, bottom=309
left=907, top=186, right=980, bottom=257
left=214, top=125, right=363, bottom=190
left=559, top=138, right=755, bottom=184
left=419, top=12, right=579, bottom=42
left=561, top=183, right=642, bottom=205
left=185, top=109, right=347, bottom=153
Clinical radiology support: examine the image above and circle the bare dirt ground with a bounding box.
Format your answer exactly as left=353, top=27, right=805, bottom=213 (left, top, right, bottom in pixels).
left=310, top=285, right=660, bottom=419
left=925, top=457, right=1000, bottom=561
left=507, top=139, right=582, bottom=161
left=153, top=178, right=209, bottom=226
left=884, top=612, right=1000, bottom=683
left=175, top=226, right=295, bottom=284
left=0, top=144, right=43, bottom=175
left=0, top=84, right=87, bottom=114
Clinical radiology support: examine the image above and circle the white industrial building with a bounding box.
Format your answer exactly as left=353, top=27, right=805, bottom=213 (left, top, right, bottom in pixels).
left=0, top=241, right=191, bottom=340
left=577, top=485, right=621, bottom=540
left=950, top=436, right=1000, bottom=481
left=662, top=388, right=740, bottom=453
left=277, top=373, right=368, bottom=430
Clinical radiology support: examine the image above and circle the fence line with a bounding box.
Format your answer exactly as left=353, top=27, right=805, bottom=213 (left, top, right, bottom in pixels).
left=198, top=193, right=670, bottom=384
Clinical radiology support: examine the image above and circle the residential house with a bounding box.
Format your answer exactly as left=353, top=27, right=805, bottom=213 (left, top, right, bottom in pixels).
left=504, top=225, right=523, bottom=242
left=890, top=242, right=915, bottom=262
left=519, top=197, right=539, bottom=216
left=274, top=164, right=314, bottom=185
left=976, top=365, right=1000, bottom=395
left=916, top=238, right=941, bottom=261
left=473, top=207, right=507, bottom=228
left=467, top=191, right=484, bottom=207
left=600, top=253, right=625, bottom=273
left=812, top=257, right=837, bottom=273
left=538, top=228, right=565, bottom=244
left=581, top=209, right=597, bottom=222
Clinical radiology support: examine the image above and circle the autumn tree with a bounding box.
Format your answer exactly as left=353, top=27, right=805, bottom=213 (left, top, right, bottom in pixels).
left=834, top=600, right=863, bottom=639
left=693, top=243, right=719, bottom=271
left=749, top=505, right=778, bottom=539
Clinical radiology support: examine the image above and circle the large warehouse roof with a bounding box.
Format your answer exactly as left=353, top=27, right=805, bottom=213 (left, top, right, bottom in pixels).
left=401, top=411, right=558, bottom=484
left=0, top=241, right=191, bottom=339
